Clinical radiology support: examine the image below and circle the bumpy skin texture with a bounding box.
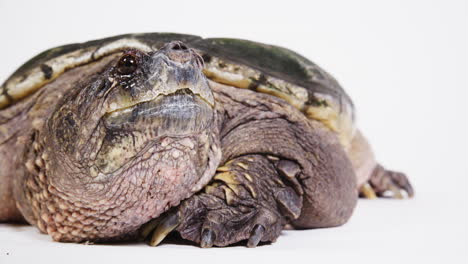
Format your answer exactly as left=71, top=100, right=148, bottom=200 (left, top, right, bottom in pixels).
left=214, top=82, right=357, bottom=227
left=172, top=82, right=357, bottom=246
left=176, top=155, right=293, bottom=247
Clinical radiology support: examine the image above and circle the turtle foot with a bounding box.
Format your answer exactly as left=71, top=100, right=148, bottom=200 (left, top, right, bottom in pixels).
left=174, top=192, right=283, bottom=248
left=141, top=155, right=304, bottom=247
left=359, top=164, right=414, bottom=199
left=140, top=192, right=283, bottom=247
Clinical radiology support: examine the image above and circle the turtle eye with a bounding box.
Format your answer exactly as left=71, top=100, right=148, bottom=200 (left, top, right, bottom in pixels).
left=116, top=53, right=139, bottom=75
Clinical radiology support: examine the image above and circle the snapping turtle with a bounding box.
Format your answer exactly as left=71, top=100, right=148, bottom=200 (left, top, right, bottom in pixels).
left=0, top=33, right=413, bottom=247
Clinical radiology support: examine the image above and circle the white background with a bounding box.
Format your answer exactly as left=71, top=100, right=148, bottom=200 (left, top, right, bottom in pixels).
left=0, top=0, right=467, bottom=263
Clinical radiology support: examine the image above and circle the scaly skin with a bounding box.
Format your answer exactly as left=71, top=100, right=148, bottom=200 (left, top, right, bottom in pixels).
left=163, top=82, right=357, bottom=247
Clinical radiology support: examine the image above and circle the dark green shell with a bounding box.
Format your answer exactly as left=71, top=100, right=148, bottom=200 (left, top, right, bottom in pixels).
left=0, top=33, right=355, bottom=145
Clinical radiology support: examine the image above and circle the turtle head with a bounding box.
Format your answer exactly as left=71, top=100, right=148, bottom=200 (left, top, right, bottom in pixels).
left=90, top=41, right=217, bottom=173
left=38, top=41, right=220, bottom=240
left=103, top=41, right=215, bottom=133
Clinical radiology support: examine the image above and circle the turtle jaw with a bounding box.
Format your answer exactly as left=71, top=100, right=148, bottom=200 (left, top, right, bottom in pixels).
left=102, top=88, right=215, bottom=137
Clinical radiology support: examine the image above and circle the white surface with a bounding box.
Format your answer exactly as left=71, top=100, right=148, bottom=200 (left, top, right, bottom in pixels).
left=0, top=0, right=467, bottom=263
left=1, top=196, right=465, bottom=264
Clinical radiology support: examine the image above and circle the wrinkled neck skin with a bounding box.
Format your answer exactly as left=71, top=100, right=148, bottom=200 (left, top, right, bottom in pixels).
left=15, top=48, right=222, bottom=242
left=17, top=111, right=220, bottom=242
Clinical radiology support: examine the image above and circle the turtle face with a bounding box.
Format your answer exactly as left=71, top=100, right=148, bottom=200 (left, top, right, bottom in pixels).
left=49, top=41, right=216, bottom=173
left=41, top=42, right=220, bottom=238
left=92, top=42, right=216, bottom=173
left=103, top=41, right=214, bottom=134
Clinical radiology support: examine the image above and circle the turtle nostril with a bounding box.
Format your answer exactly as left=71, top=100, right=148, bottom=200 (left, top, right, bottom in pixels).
left=163, top=41, right=195, bottom=63
left=171, top=42, right=188, bottom=51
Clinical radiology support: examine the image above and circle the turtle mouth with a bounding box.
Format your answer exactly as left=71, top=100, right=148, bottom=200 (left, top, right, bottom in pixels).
left=103, top=88, right=214, bottom=135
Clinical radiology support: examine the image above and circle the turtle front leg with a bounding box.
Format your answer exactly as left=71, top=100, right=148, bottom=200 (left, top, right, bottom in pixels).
left=144, top=154, right=302, bottom=248
left=141, top=83, right=359, bottom=247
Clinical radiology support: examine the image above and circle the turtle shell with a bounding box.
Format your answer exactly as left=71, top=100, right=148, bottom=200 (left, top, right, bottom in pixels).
left=0, top=33, right=355, bottom=146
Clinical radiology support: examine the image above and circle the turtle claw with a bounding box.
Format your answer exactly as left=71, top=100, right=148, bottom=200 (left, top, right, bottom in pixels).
left=175, top=193, right=283, bottom=248
left=172, top=155, right=295, bottom=247
left=388, top=185, right=405, bottom=199
left=148, top=211, right=180, bottom=246
left=200, top=229, right=215, bottom=248
left=247, top=224, right=265, bottom=248
left=139, top=218, right=161, bottom=241
left=389, top=170, right=414, bottom=198
left=360, top=164, right=414, bottom=199
left=359, top=183, right=377, bottom=199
